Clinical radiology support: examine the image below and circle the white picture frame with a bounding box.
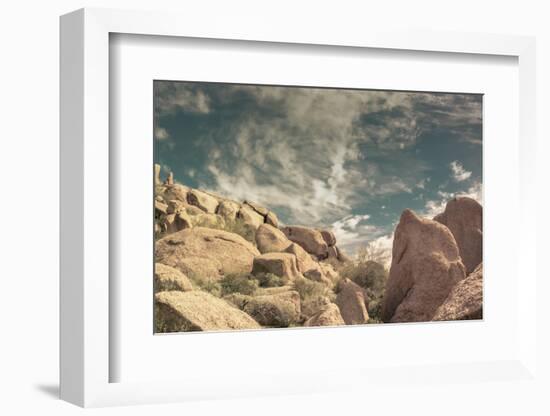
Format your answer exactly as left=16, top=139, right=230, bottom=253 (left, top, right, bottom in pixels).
left=60, top=7, right=538, bottom=408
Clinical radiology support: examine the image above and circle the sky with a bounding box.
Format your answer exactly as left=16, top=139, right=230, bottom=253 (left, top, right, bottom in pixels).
left=154, top=81, right=482, bottom=263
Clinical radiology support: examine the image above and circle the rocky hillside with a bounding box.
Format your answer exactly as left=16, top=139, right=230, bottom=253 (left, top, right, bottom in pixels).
left=153, top=165, right=483, bottom=332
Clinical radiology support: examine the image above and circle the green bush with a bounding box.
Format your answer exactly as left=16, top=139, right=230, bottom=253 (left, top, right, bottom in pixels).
left=219, top=274, right=259, bottom=296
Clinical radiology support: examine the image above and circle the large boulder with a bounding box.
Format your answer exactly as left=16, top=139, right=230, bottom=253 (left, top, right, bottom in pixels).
left=166, top=200, right=198, bottom=216
left=336, top=278, right=369, bottom=325
left=155, top=291, right=260, bottom=332
left=242, top=290, right=301, bottom=327
left=243, top=200, right=269, bottom=216
left=304, top=303, right=345, bottom=327
left=255, top=223, right=291, bottom=254
left=320, top=230, right=336, bottom=247
left=154, top=263, right=193, bottom=293
left=433, top=263, right=483, bottom=321
left=252, top=252, right=301, bottom=281
left=265, top=211, right=279, bottom=228
left=156, top=227, right=260, bottom=280
left=163, top=212, right=192, bottom=234
left=281, top=226, right=329, bottom=258
left=382, top=209, right=467, bottom=323
left=285, top=243, right=331, bottom=286
left=187, top=189, right=219, bottom=213
left=216, top=199, right=241, bottom=221
left=434, top=197, right=482, bottom=274
left=163, top=184, right=190, bottom=203
left=237, top=204, right=264, bottom=230
left=155, top=200, right=168, bottom=216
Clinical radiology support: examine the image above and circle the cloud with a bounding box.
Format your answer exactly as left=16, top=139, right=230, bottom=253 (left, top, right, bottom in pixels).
left=155, top=82, right=482, bottom=239
left=155, top=127, right=170, bottom=140
left=449, top=161, right=472, bottom=182
left=423, top=180, right=483, bottom=217
left=155, top=82, right=210, bottom=115
left=365, top=234, right=394, bottom=269
left=330, top=214, right=390, bottom=257
left=201, top=87, right=445, bottom=225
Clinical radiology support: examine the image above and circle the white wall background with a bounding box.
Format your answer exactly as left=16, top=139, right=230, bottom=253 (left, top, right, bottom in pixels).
left=0, top=1, right=548, bottom=415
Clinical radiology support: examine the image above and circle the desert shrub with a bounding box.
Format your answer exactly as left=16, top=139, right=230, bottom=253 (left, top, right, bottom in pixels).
left=341, top=260, right=387, bottom=294
left=187, top=273, right=222, bottom=297
left=254, top=272, right=288, bottom=288
left=224, top=218, right=256, bottom=243
left=219, top=274, right=259, bottom=296
left=293, top=277, right=330, bottom=302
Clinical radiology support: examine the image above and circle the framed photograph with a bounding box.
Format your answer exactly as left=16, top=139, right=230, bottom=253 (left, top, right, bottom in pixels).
left=60, top=8, right=538, bottom=408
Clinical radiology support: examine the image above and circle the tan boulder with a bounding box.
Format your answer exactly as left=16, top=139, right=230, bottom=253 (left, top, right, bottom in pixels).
left=155, top=291, right=260, bottom=332
left=282, top=226, right=329, bottom=258
left=216, top=200, right=240, bottom=221
left=382, top=209, right=467, bottom=323
left=255, top=223, right=291, bottom=254
left=163, top=184, right=190, bottom=203
left=327, top=246, right=339, bottom=260
left=301, top=295, right=332, bottom=318
left=163, top=211, right=192, bottom=233
left=336, top=278, right=369, bottom=325
left=285, top=243, right=331, bottom=286
left=265, top=211, right=279, bottom=228
left=433, top=263, right=483, bottom=321
left=243, top=290, right=301, bottom=327
left=155, top=200, right=168, bottom=215
left=243, top=200, right=269, bottom=216
left=434, top=197, right=482, bottom=274
left=154, top=263, right=193, bottom=293
left=252, top=252, right=301, bottom=281
left=304, top=303, right=345, bottom=327
left=320, top=230, right=336, bottom=247
left=155, top=227, right=260, bottom=280
left=237, top=204, right=264, bottom=230
left=187, top=189, right=219, bottom=213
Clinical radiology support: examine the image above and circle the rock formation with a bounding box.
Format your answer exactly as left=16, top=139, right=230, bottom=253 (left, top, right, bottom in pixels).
left=242, top=290, right=301, bottom=327
left=252, top=252, right=301, bottom=281
left=433, top=263, right=483, bottom=321
left=187, top=189, right=219, bottom=214
left=156, top=227, right=260, bottom=280
left=255, top=223, right=291, bottom=254
left=336, top=278, right=370, bottom=324
left=155, top=291, right=261, bottom=332
left=154, top=263, right=193, bottom=293
left=434, top=197, right=482, bottom=274
left=381, top=209, right=467, bottom=323
left=304, top=303, right=345, bottom=327
left=281, top=226, right=329, bottom=258
left=153, top=165, right=481, bottom=331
